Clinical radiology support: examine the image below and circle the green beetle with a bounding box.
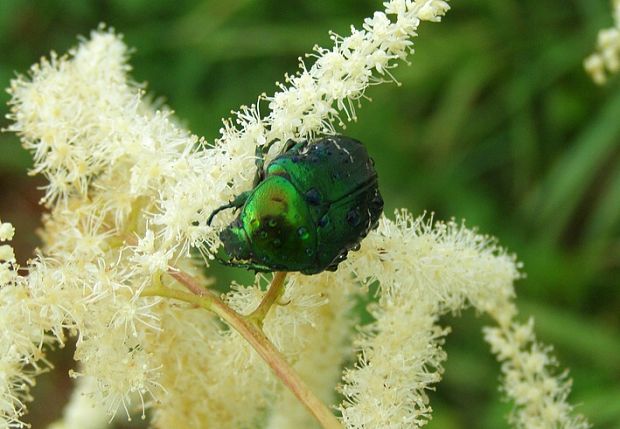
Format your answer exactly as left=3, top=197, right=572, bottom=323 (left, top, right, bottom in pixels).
left=207, top=135, right=383, bottom=274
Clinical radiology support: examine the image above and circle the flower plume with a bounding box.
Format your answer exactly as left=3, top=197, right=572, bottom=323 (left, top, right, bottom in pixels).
left=0, top=1, right=590, bottom=428
left=585, top=0, right=620, bottom=83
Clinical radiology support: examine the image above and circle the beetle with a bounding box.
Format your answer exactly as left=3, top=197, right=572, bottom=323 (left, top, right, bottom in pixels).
left=207, top=135, right=383, bottom=275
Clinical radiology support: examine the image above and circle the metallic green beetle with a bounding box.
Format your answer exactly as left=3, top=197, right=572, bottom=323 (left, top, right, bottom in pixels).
left=207, top=135, right=383, bottom=274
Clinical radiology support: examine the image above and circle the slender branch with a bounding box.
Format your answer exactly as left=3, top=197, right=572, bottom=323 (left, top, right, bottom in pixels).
left=142, top=271, right=343, bottom=429
left=168, top=270, right=210, bottom=296
left=248, top=272, right=287, bottom=327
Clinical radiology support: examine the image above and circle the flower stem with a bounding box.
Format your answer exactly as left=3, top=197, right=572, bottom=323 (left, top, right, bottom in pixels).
left=142, top=271, right=343, bottom=429
left=248, top=272, right=287, bottom=328
left=168, top=270, right=209, bottom=296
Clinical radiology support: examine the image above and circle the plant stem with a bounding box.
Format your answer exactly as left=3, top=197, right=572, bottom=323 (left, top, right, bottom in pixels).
left=168, top=270, right=209, bottom=296
left=142, top=271, right=343, bottom=429
left=248, top=272, right=287, bottom=328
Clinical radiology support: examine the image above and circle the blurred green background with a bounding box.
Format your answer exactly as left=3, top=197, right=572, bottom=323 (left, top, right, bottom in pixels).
left=0, top=0, right=619, bottom=428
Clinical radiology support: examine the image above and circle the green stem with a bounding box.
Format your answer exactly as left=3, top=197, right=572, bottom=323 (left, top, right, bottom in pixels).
left=248, top=272, right=287, bottom=328
left=143, top=271, right=343, bottom=429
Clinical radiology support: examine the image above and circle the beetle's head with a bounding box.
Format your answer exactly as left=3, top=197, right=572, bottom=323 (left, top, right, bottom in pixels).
left=219, top=218, right=253, bottom=262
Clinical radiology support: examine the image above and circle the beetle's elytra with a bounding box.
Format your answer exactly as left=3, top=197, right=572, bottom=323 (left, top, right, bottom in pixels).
left=208, top=135, right=384, bottom=274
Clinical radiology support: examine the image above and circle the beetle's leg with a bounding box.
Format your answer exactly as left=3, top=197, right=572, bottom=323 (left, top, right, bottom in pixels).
left=282, top=139, right=297, bottom=153
left=252, top=138, right=306, bottom=186
left=206, top=191, right=251, bottom=226
left=217, top=258, right=276, bottom=273
left=253, top=139, right=279, bottom=186
left=281, top=139, right=306, bottom=154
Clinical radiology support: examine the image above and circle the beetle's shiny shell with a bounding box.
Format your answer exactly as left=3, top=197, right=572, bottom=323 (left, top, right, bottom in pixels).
left=221, top=136, right=383, bottom=274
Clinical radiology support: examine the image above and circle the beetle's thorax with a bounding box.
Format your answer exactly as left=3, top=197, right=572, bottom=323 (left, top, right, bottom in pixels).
left=222, top=175, right=318, bottom=271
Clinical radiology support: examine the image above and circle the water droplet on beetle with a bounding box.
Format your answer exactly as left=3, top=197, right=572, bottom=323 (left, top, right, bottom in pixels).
left=260, top=231, right=268, bottom=239
left=305, top=248, right=313, bottom=256
left=371, top=190, right=383, bottom=207
left=305, top=188, right=321, bottom=205
left=351, top=243, right=361, bottom=251
left=297, top=227, right=309, bottom=239
left=346, top=208, right=361, bottom=227
left=268, top=219, right=277, bottom=228
left=273, top=238, right=282, bottom=247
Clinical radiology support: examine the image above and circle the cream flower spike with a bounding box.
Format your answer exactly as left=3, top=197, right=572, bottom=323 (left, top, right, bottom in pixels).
left=585, top=0, right=620, bottom=84
left=2, top=1, right=589, bottom=429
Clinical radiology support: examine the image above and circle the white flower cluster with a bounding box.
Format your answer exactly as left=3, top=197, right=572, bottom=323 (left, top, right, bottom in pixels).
left=484, top=319, right=590, bottom=429
left=227, top=0, right=450, bottom=148
left=585, top=0, right=620, bottom=84
left=4, top=29, right=220, bottom=427
left=337, top=213, right=590, bottom=428
left=0, top=222, right=15, bottom=284
left=338, top=213, right=590, bottom=429
left=0, top=223, right=89, bottom=429
left=48, top=376, right=108, bottom=429
left=1, top=1, right=590, bottom=429
left=338, top=213, right=516, bottom=427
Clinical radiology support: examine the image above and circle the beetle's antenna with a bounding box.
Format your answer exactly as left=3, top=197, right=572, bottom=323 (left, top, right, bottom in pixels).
left=206, top=203, right=235, bottom=226
left=208, top=191, right=252, bottom=226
